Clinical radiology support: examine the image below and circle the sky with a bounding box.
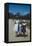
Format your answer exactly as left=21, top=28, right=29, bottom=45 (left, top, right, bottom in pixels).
left=31, top=5, right=32, bottom=13
left=9, top=4, right=30, bottom=16
left=31, top=5, right=32, bottom=19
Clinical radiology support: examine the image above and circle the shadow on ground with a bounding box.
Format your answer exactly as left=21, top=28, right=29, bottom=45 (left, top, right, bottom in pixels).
left=16, top=34, right=28, bottom=37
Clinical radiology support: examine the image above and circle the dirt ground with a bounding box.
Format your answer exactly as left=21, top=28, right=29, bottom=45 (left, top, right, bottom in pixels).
left=8, top=19, right=30, bottom=42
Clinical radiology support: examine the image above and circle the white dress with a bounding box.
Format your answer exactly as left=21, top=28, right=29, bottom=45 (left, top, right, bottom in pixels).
left=15, top=23, right=18, bottom=32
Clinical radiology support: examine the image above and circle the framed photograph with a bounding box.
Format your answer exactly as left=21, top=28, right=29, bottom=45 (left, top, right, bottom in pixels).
left=4, top=3, right=31, bottom=43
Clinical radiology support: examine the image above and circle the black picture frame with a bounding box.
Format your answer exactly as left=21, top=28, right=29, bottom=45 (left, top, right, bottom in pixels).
left=4, top=3, right=31, bottom=43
